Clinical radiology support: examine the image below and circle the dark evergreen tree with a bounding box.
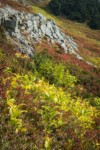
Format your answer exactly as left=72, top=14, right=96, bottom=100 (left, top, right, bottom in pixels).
left=48, top=0, right=100, bottom=29
left=48, top=0, right=62, bottom=15
left=88, top=14, right=100, bottom=29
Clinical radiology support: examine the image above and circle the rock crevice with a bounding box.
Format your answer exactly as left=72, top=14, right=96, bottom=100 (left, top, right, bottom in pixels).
left=0, top=6, right=81, bottom=58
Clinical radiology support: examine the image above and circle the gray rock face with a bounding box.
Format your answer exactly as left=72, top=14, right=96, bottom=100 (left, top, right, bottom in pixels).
left=0, top=6, right=82, bottom=59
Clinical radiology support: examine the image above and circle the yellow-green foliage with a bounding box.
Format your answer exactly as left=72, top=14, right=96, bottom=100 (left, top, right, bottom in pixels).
left=0, top=49, right=99, bottom=149
left=34, top=53, right=77, bottom=88
left=0, top=49, right=4, bottom=59
left=88, top=57, right=100, bottom=67
left=0, top=49, right=5, bottom=63
left=93, top=97, right=100, bottom=109
left=32, top=5, right=55, bottom=20
left=45, top=136, right=51, bottom=150
left=5, top=72, right=98, bottom=134
left=6, top=93, right=27, bottom=133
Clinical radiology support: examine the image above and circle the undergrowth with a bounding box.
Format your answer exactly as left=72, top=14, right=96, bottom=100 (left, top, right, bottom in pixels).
left=0, top=49, right=100, bottom=150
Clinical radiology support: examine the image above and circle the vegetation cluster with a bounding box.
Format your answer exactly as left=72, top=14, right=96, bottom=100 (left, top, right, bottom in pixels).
left=48, top=0, right=100, bottom=29
left=0, top=1, right=100, bottom=149
left=0, top=48, right=100, bottom=149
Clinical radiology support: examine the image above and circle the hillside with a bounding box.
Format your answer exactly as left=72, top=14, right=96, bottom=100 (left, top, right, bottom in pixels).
left=48, top=0, right=100, bottom=29
left=0, top=0, right=100, bottom=150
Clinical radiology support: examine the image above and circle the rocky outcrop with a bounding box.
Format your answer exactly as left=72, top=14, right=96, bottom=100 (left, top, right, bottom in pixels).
left=0, top=6, right=82, bottom=58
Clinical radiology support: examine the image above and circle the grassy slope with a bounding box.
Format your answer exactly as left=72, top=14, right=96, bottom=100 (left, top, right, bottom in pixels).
left=0, top=45, right=100, bottom=150
left=32, top=5, right=100, bottom=67
left=32, top=4, right=100, bottom=97
left=0, top=1, right=100, bottom=149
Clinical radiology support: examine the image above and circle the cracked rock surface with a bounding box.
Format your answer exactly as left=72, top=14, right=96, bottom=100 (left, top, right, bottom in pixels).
left=0, top=6, right=82, bottom=58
